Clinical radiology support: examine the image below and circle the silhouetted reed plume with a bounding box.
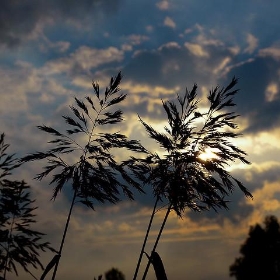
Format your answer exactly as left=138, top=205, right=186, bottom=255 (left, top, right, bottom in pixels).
left=131, top=77, right=252, bottom=279
left=20, top=73, right=147, bottom=279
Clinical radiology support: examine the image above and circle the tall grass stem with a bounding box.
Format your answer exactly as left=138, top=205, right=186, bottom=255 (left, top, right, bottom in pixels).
left=51, top=189, right=77, bottom=280
left=141, top=203, right=172, bottom=280
left=133, top=196, right=159, bottom=280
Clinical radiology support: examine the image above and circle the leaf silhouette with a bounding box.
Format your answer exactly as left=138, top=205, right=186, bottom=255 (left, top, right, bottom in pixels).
left=40, top=254, right=60, bottom=280
left=75, top=97, right=89, bottom=115
left=1, top=135, right=55, bottom=279
left=149, top=252, right=168, bottom=280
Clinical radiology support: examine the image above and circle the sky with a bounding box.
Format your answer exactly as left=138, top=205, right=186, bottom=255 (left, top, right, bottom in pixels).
left=1, top=0, right=280, bottom=279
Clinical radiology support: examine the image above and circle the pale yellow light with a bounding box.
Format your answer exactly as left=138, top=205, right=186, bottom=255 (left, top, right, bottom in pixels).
left=199, top=147, right=220, bottom=161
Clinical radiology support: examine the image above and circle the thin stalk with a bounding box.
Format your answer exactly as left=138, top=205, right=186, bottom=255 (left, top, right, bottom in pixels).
left=141, top=203, right=172, bottom=280
left=51, top=189, right=77, bottom=280
left=133, top=196, right=160, bottom=280
left=51, top=100, right=103, bottom=280
left=3, top=218, right=14, bottom=280
left=3, top=192, right=18, bottom=280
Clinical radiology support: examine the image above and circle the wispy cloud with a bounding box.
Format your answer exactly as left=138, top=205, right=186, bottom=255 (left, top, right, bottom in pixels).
left=43, top=46, right=124, bottom=76
left=163, top=16, right=176, bottom=29
left=184, top=42, right=209, bottom=57
left=259, top=46, right=280, bottom=60
left=156, top=1, right=170, bottom=11
left=244, top=33, right=258, bottom=54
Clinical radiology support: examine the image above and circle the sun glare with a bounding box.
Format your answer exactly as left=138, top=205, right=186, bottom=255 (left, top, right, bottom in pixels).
left=199, top=148, right=220, bottom=161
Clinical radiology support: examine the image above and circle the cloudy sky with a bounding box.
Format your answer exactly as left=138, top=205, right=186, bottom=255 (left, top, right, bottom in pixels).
left=1, top=0, right=280, bottom=279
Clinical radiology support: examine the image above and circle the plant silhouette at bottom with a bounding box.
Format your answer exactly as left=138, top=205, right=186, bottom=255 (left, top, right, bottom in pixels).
left=0, top=133, right=55, bottom=280
left=230, top=215, right=280, bottom=279
left=105, top=267, right=125, bottom=280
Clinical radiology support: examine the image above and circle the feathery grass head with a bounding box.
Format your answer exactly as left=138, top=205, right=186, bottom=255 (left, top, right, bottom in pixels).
left=20, top=72, right=147, bottom=208
left=136, top=77, right=252, bottom=216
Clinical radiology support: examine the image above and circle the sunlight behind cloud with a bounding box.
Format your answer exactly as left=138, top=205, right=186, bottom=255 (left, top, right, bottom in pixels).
left=198, top=147, right=220, bottom=161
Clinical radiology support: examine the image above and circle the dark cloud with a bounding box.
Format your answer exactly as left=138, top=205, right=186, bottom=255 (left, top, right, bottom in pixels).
left=124, top=42, right=236, bottom=90
left=188, top=163, right=280, bottom=224
left=241, top=165, right=280, bottom=193
left=223, top=56, right=280, bottom=133
left=0, top=0, right=39, bottom=47
left=0, top=0, right=122, bottom=48
left=123, top=98, right=167, bottom=121
left=188, top=188, right=254, bottom=225
left=174, top=0, right=280, bottom=49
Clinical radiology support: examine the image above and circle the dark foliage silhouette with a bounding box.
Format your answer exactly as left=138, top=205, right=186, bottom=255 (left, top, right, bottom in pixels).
left=20, top=72, right=147, bottom=279
left=230, top=215, right=280, bottom=279
left=0, top=133, right=54, bottom=280
left=130, top=77, right=252, bottom=279
left=105, top=267, right=125, bottom=280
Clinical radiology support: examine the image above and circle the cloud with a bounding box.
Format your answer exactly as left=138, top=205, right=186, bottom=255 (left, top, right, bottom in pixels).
left=124, top=40, right=238, bottom=95
left=42, top=46, right=124, bottom=76
left=259, top=46, right=280, bottom=60
left=0, top=0, right=122, bottom=48
left=38, top=33, right=71, bottom=53
left=248, top=181, right=280, bottom=212
left=0, top=0, right=40, bottom=47
left=224, top=55, right=280, bottom=133
left=163, top=16, right=176, bottom=29
left=265, top=83, right=279, bottom=102
left=184, top=42, right=209, bottom=57
left=190, top=26, right=225, bottom=48
left=243, top=180, right=280, bottom=227
left=156, top=0, right=170, bottom=10
left=125, top=34, right=149, bottom=46
left=244, top=33, right=258, bottom=54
